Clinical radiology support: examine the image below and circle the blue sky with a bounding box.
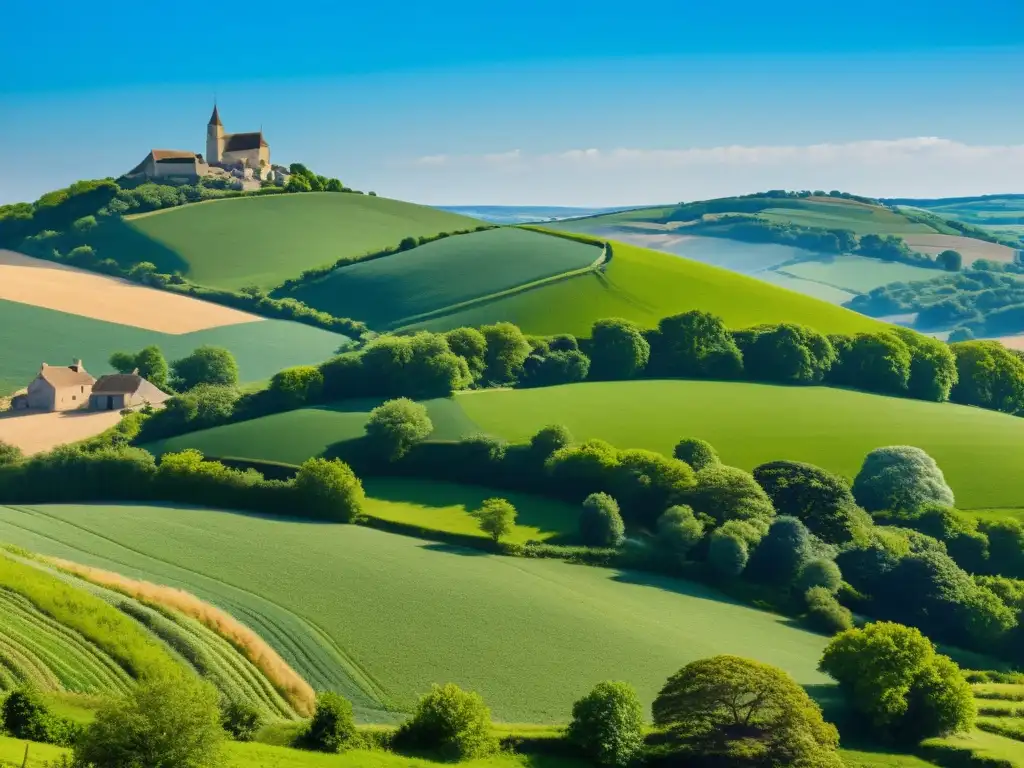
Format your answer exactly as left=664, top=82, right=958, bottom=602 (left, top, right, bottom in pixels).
left=2, top=0, right=1022, bottom=205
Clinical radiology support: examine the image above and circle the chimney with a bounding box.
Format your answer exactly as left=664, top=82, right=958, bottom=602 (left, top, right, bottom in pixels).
left=70, top=359, right=83, bottom=372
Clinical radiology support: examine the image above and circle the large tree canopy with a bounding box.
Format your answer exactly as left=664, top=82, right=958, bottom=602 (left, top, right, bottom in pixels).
left=652, top=655, right=841, bottom=767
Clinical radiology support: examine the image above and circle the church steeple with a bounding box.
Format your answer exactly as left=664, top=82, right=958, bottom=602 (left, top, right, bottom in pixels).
left=208, top=103, right=222, bottom=127
left=206, top=103, right=225, bottom=165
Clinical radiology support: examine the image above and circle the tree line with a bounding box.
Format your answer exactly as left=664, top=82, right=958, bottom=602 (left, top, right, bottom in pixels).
left=0, top=619, right=978, bottom=768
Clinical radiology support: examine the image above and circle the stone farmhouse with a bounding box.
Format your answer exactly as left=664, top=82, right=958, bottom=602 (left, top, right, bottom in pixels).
left=125, top=106, right=290, bottom=187
left=11, top=360, right=169, bottom=413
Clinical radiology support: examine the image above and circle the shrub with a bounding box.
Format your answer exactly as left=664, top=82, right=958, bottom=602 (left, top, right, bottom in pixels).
left=529, top=424, right=573, bottom=462
left=269, top=366, right=324, bottom=409
left=580, top=493, right=626, bottom=547
left=445, top=327, right=488, bottom=381
left=0, top=440, right=23, bottom=467
left=651, top=310, right=743, bottom=379
left=828, top=332, right=911, bottom=395
left=708, top=530, right=748, bottom=577
left=221, top=701, right=263, bottom=742
left=672, top=438, right=719, bottom=471
left=891, top=329, right=958, bottom=402
left=588, top=318, right=650, bottom=380
left=292, top=458, right=365, bottom=522
left=364, top=398, right=433, bottom=461
left=737, top=322, right=836, bottom=384
left=752, top=460, right=866, bottom=544
left=685, top=465, right=775, bottom=525
left=1, top=689, right=78, bottom=746
left=612, top=450, right=696, bottom=528
left=474, top=498, right=517, bottom=543
left=520, top=349, right=591, bottom=387
left=797, top=558, right=843, bottom=594
left=653, top=656, right=841, bottom=767
left=819, top=622, right=975, bottom=742
left=852, top=446, right=955, bottom=514
left=394, top=683, right=496, bottom=761
left=304, top=692, right=357, bottom=753
left=656, top=505, right=705, bottom=562
left=171, top=346, right=239, bottom=390
left=804, top=587, right=854, bottom=634
left=745, top=516, right=814, bottom=588
left=568, top=682, right=644, bottom=768
left=545, top=439, right=620, bottom=500
left=480, top=323, right=531, bottom=385
left=73, top=677, right=224, bottom=768
left=950, top=340, right=1024, bottom=415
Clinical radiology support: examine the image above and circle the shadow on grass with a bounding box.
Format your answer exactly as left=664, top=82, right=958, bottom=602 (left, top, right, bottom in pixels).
left=421, top=542, right=493, bottom=557
left=88, top=217, right=189, bottom=276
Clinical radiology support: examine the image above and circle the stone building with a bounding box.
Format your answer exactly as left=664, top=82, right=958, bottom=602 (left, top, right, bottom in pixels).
left=126, top=149, right=209, bottom=181
left=89, top=371, right=170, bottom=411
left=205, top=105, right=270, bottom=174
left=12, top=360, right=95, bottom=411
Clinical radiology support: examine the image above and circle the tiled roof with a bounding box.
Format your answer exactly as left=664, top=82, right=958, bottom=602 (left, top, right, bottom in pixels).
left=223, top=132, right=268, bottom=151
left=38, top=364, right=94, bottom=388
left=91, top=374, right=144, bottom=394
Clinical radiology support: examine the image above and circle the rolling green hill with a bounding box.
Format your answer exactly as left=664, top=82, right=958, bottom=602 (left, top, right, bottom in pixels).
left=283, top=228, right=602, bottom=328
left=0, top=300, right=349, bottom=395
left=146, top=381, right=1024, bottom=512
left=0, top=503, right=833, bottom=723
left=884, top=195, right=1024, bottom=245
left=93, top=193, right=482, bottom=289
left=409, top=241, right=886, bottom=336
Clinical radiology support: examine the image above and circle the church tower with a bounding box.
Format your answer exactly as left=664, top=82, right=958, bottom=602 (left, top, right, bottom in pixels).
left=206, top=104, right=224, bottom=164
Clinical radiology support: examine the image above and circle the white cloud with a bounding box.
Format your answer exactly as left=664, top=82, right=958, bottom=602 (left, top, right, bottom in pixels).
left=403, top=138, right=1024, bottom=205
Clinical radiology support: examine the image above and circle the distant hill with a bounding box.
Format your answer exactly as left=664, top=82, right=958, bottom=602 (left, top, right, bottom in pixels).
left=435, top=205, right=645, bottom=224
left=408, top=239, right=883, bottom=337
left=881, top=194, right=1024, bottom=247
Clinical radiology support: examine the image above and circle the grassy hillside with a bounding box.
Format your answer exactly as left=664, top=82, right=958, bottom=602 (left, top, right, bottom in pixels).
left=887, top=195, right=1024, bottom=245
left=148, top=381, right=1024, bottom=512
left=409, top=241, right=885, bottom=336
left=100, top=193, right=482, bottom=289
left=0, top=300, right=349, bottom=395
left=284, top=228, right=601, bottom=328
left=0, top=503, right=833, bottom=723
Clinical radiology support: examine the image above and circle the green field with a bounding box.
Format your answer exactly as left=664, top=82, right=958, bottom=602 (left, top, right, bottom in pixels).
left=0, top=503, right=834, bottom=724
left=103, top=194, right=482, bottom=289
left=777, top=255, right=941, bottom=294
left=144, top=398, right=476, bottom=462
left=757, top=201, right=936, bottom=235
left=285, top=228, right=602, bottom=328
left=0, top=300, right=349, bottom=395
left=150, top=381, right=1024, bottom=512
left=410, top=241, right=884, bottom=336
left=362, top=478, right=579, bottom=544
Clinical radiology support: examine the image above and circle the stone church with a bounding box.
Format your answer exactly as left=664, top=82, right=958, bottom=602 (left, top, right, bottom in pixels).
left=126, top=106, right=274, bottom=183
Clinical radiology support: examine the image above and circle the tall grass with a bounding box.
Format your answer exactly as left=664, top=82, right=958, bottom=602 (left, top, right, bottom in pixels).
left=0, top=554, right=181, bottom=682
left=50, top=558, right=315, bottom=715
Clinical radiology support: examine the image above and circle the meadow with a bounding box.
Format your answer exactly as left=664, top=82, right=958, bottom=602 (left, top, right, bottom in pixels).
left=777, top=255, right=940, bottom=294
left=285, top=228, right=601, bottom=328
left=143, top=399, right=477, bottom=463
left=114, top=193, right=481, bottom=289
left=409, top=242, right=884, bottom=336
left=150, top=379, right=1024, bottom=512
left=756, top=200, right=935, bottom=235
left=0, top=503, right=834, bottom=724
left=0, top=299, right=349, bottom=395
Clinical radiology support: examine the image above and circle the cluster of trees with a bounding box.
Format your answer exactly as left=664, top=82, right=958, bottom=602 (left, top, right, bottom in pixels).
left=0, top=440, right=364, bottom=523
left=850, top=267, right=1024, bottom=338
left=3, top=620, right=977, bottom=768
left=347, top=403, right=1024, bottom=662
left=282, top=163, right=350, bottom=194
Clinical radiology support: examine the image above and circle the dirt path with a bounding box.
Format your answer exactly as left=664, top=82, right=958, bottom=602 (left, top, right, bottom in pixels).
left=0, top=250, right=262, bottom=334
left=0, top=410, right=123, bottom=455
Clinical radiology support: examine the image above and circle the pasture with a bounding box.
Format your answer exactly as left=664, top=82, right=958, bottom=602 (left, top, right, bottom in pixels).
left=112, top=193, right=481, bottom=289
left=0, top=299, right=349, bottom=395
left=0, top=503, right=834, bottom=724
left=0, top=250, right=260, bottom=333
left=457, top=382, right=1024, bottom=512
left=901, top=233, right=1020, bottom=265
left=146, top=380, right=1024, bottom=511
left=144, top=398, right=476, bottom=464
left=756, top=200, right=935, bottom=235
left=409, top=242, right=884, bottom=336
left=285, top=228, right=601, bottom=328
left=776, top=255, right=940, bottom=294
